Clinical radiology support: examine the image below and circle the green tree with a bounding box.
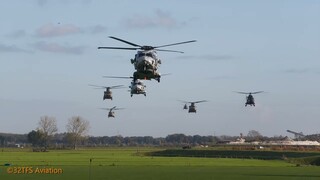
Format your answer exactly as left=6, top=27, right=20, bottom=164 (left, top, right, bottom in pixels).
left=27, top=130, right=45, bottom=147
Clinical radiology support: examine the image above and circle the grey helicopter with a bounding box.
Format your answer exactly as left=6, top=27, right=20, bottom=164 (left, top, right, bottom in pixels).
left=89, top=84, right=124, bottom=100
left=100, top=106, right=124, bottom=118
left=98, top=36, right=196, bottom=82
left=103, top=76, right=147, bottom=97
left=235, top=91, right=264, bottom=106
left=179, top=100, right=208, bottom=113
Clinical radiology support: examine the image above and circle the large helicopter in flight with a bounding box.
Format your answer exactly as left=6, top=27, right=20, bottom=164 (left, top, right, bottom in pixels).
left=179, top=100, right=208, bottom=113
left=89, top=84, right=124, bottom=100
left=103, top=76, right=147, bottom=97
left=235, top=91, right=264, bottom=106
left=100, top=106, right=124, bottom=118
left=98, top=36, right=196, bottom=82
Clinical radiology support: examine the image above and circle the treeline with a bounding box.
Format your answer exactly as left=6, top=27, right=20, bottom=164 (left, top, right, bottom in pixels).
left=87, top=134, right=218, bottom=147
left=2, top=132, right=320, bottom=148
left=0, top=133, right=29, bottom=147
left=0, top=133, right=219, bottom=148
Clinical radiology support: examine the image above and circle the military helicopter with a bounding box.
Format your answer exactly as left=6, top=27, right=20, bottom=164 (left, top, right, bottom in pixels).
left=98, top=36, right=196, bottom=82
left=89, top=84, right=124, bottom=100
left=179, top=100, right=208, bottom=113
left=100, top=106, right=124, bottom=118
left=129, top=79, right=146, bottom=97
left=103, top=76, right=147, bottom=97
left=235, top=91, right=264, bottom=106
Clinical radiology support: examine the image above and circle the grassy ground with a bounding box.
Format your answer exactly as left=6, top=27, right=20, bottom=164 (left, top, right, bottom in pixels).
left=1, top=147, right=320, bottom=180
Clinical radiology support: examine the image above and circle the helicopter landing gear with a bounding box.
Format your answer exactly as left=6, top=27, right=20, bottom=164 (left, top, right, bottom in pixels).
left=131, top=94, right=133, bottom=97
left=156, top=77, right=160, bottom=82
left=144, top=93, right=146, bottom=96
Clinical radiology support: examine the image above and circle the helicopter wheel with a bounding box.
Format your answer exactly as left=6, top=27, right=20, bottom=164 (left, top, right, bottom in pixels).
left=131, top=94, right=133, bottom=97
left=144, top=93, right=146, bottom=96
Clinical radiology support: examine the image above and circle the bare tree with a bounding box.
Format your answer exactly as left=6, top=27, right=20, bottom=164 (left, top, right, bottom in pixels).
left=247, top=130, right=263, bottom=141
left=37, top=116, right=58, bottom=149
left=66, top=116, right=90, bottom=149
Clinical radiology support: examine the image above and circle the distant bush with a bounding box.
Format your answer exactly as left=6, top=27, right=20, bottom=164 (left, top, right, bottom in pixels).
left=288, top=156, right=320, bottom=166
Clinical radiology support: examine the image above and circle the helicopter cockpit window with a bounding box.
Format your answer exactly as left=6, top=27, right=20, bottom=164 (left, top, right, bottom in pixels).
left=146, top=53, right=153, bottom=58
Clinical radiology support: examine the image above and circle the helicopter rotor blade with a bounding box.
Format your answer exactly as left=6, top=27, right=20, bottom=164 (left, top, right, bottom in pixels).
left=109, top=36, right=142, bottom=47
left=155, top=49, right=184, bottom=53
left=98, top=47, right=138, bottom=50
left=235, top=91, right=250, bottom=94
left=114, top=108, right=125, bottom=110
left=154, top=40, right=196, bottom=48
left=89, top=84, right=106, bottom=88
left=89, top=84, right=124, bottom=89
left=109, top=85, right=125, bottom=89
left=177, top=100, right=189, bottom=103
left=99, top=108, right=111, bottom=110
left=178, top=100, right=207, bottom=104
left=251, top=91, right=264, bottom=94
left=235, top=91, right=264, bottom=94
left=193, top=100, right=208, bottom=104
left=111, top=106, right=117, bottom=110
left=103, top=76, right=133, bottom=79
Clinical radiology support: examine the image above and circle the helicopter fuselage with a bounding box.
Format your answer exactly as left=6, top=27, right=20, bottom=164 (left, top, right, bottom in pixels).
left=130, top=80, right=146, bottom=97
left=245, top=95, right=255, bottom=106
left=108, top=111, right=115, bottom=118
left=188, top=103, right=197, bottom=113
left=103, top=89, right=112, bottom=100
left=181, top=101, right=207, bottom=113
left=132, top=50, right=160, bottom=72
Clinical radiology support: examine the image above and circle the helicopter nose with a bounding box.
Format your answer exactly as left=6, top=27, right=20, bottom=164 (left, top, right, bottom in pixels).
left=141, top=57, right=153, bottom=65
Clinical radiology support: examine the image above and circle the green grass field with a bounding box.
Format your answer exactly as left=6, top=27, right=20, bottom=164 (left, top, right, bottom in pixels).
left=1, top=148, right=320, bottom=180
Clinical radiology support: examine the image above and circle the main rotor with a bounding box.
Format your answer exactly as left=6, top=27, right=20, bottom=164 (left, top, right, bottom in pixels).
left=89, top=84, right=124, bottom=89
left=100, top=106, right=124, bottom=111
left=179, top=100, right=208, bottom=104
left=235, top=91, right=264, bottom=95
left=98, top=36, right=196, bottom=53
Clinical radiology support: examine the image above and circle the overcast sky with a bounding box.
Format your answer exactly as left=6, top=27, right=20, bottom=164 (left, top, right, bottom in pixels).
left=0, top=0, right=319, bottom=137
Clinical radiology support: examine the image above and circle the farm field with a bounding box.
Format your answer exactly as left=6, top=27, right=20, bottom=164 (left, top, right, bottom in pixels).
left=1, top=147, right=320, bottom=180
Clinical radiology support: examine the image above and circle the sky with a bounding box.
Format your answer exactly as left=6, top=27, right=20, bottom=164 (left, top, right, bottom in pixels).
left=0, top=0, right=319, bottom=138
